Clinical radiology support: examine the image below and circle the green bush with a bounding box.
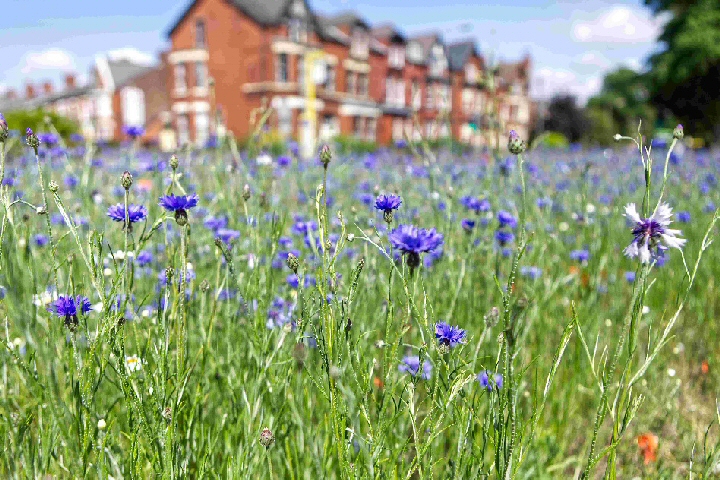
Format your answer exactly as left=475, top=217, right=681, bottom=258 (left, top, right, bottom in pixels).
left=2, top=109, right=79, bottom=140
left=536, top=131, right=570, bottom=149
left=333, top=135, right=378, bottom=155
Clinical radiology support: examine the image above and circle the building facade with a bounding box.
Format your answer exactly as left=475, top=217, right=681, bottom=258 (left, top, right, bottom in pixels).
left=164, top=0, right=533, bottom=150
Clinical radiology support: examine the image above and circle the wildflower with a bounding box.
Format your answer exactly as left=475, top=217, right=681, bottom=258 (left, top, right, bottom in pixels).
left=48, top=295, right=92, bottom=330
left=215, top=228, right=240, bottom=246
left=624, top=271, right=636, bottom=283
left=623, top=203, right=686, bottom=264
left=37, top=133, right=58, bottom=146
left=375, top=194, right=402, bottom=223
left=121, top=171, right=133, bottom=190
left=435, top=322, right=467, bottom=349
left=461, top=218, right=476, bottom=232
left=169, top=154, right=179, bottom=170
left=123, top=125, right=145, bottom=138
left=398, top=356, right=432, bottom=379
left=520, top=266, right=542, bottom=280
left=107, top=204, right=148, bottom=226
left=677, top=211, right=691, bottom=223
left=477, top=371, right=503, bottom=391
left=460, top=196, right=490, bottom=213
left=389, top=224, right=444, bottom=270
left=136, top=250, right=153, bottom=267
left=159, top=193, right=199, bottom=226
left=570, top=249, right=590, bottom=263
left=637, top=432, right=658, bottom=464
left=507, top=130, right=526, bottom=155
left=260, top=427, right=275, bottom=448
left=204, top=215, right=229, bottom=232
left=0, top=113, right=8, bottom=142
left=319, top=144, right=332, bottom=168
left=26, top=128, right=39, bottom=155
left=125, top=355, right=143, bottom=373
left=495, top=229, right=515, bottom=246
left=497, top=211, right=517, bottom=229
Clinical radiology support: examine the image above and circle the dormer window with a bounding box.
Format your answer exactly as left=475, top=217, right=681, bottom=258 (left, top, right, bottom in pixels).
left=389, top=46, right=405, bottom=69
left=465, top=64, right=477, bottom=84
left=407, top=42, right=423, bottom=63
left=350, top=27, right=369, bottom=59
left=430, top=44, right=446, bottom=77
left=289, top=19, right=306, bottom=43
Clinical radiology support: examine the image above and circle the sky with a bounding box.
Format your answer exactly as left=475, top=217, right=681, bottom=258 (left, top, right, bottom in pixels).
left=0, top=0, right=671, bottom=105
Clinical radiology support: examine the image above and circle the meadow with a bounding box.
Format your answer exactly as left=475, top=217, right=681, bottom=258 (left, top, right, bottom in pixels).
left=0, top=119, right=719, bottom=479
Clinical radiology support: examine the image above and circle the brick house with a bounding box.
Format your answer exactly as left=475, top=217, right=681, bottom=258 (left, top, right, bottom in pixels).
left=448, top=40, right=485, bottom=147
left=164, top=0, right=533, bottom=150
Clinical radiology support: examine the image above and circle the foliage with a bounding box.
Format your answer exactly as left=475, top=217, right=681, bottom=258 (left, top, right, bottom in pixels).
left=3, top=109, right=79, bottom=139
left=332, top=134, right=378, bottom=155
left=542, top=94, right=588, bottom=143
left=535, top=131, right=570, bottom=149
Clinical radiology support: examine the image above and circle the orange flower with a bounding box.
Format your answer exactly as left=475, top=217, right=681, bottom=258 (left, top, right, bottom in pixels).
left=637, top=432, right=658, bottom=464
left=569, top=265, right=579, bottom=275
left=702, top=360, right=710, bottom=375
left=137, top=178, right=154, bottom=192
left=373, top=377, right=384, bottom=389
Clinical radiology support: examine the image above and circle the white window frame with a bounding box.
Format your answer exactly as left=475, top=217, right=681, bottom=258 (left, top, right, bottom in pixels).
left=174, top=63, right=187, bottom=96
left=121, top=86, right=145, bottom=128
left=177, top=113, right=189, bottom=146
left=276, top=54, right=289, bottom=83
left=195, top=111, right=210, bottom=146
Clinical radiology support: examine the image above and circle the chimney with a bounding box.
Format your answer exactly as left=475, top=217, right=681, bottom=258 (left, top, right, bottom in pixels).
left=42, top=81, right=53, bottom=95
left=5, top=89, right=17, bottom=100
left=25, top=83, right=36, bottom=99
left=64, top=73, right=76, bottom=90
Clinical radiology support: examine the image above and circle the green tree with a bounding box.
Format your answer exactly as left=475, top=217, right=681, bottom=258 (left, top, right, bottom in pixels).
left=644, top=0, right=720, bottom=143
left=2, top=109, right=79, bottom=140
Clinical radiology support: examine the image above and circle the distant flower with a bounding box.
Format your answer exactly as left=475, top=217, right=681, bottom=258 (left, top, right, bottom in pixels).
left=70, top=133, right=84, bottom=143
left=33, top=234, right=49, bottom=247
left=64, top=175, right=79, bottom=189
left=623, top=203, right=686, bottom=264
left=460, top=196, right=490, bottom=213
left=107, top=204, right=148, bottom=224
left=570, top=249, right=590, bottom=263
left=136, top=250, right=153, bottom=267
left=37, top=132, right=59, bottom=146
left=398, top=356, right=432, bottom=379
left=477, top=370, right=503, bottom=391
left=637, top=432, right=659, bottom=465
left=495, top=229, right=515, bottom=246
left=624, top=271, right=636, bottom=283
left=497, top=211, right=517, bottom=229
left=521, top=266, right=542, bottom=280
left=125, top=355, right=144, bottom=373
left=677, top=211, right=691, bottom=223
left=158, top=193, right=199, bottom=212
left=461, top=218, right=476, bottom=232
left=216, top=228, right=240, bottom=246
left=204, top=215, right=228, bottom=232
left=374, top=194, right=402, bottom=213
left=48, top=295, right=91, bottom=329
left=435, top=322, right=467, bottom=348
left=123, top=125, right=145, bottom=138
left=277, top=155, right=291, bottom=167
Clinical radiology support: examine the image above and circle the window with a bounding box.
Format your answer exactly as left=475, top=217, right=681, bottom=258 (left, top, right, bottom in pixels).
left=297, top=55, right=304, bottom=89
left=121, top=87, right=145, bottom=127
left=407, top=42, right=423, bottom=63
left=411, top=80, right=421, bottom=110
left=346, top=71, right=356, bottom=95
left=395, top=80, right=405, bottom=107
left=276, top=54, right=288, bottom=82
left=195, top=112, right=209, bottom=146
left=389, top=47, right=405, bottom=69
left=195, top=62, right=207, bottom=89
left=196, top=19, right=206, bottom=49
left=465, top=64, right=477, bottom=84
left=510, top=105, right=519, bottom=121
left=278, top=105, right=292, bottom=136
left=425, top=121, right=433, bottom=139
left=324, top=65, right=335, bottom=92
left=177, top=113, right=189, bottom=146
left=350, top=28, right=369, bottom=58
left=174, top=63, right=187, bottom=94
left=385, top=77, right=393, bottom=104
left=358, top=73, right=368, bottom=97
left=426, top=83, right=434, bottom=110
left=462, top=89, right=473, bottom=113
left=289, top=19, right=301, bottom=43
left=366, top=118, right=376, bottom=141
left=353, top=117, right=363, bottom=138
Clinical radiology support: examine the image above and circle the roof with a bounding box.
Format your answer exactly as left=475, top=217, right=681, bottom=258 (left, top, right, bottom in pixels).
left=447, top=40, right=479, bottom=72
left=107, top=59, right=155, bottom=88
left=325, top=11, right=370, bottom=29
left=409, top=33, right=443, bottom=59
left=0, top=84, right=95, bottom=113
left=371, top=23, right=406, bottom=44
left=167, top=0, right=291, bottom=37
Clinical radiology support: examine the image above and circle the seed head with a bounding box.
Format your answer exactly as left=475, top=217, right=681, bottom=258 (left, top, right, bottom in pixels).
left=260, top=427, right=275, bottom=448
left=286, top=252, right=299, bottom=274
left=319, top=144, right=332, bottom=168
left=613, top=133, right=622, bottom=142
left=672, top=124, right=684, bottom=140
left=162, top=407, right=172, bottom=422
left=121, top=171, right=133, bottom=190
left=169, top=154, right=179, bottom=170
left=26, top=128, right=39, bottom=155
left=48, top=180, right=59, bottom=193
left=200, top=279, right=210, bottom=292
left=164, top=267, right=174, bottom=284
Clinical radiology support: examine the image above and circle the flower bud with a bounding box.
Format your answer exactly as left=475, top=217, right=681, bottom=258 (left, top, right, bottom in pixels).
left=36, top=205, right=47, bottom=215
left=242, top=184, right=251, bottom=201
left=260, top=427, right=275, bottom=448
left=507, top=130, right=526, bottom=155
left=26, top=128, right=39, bottom=155
left=319, top=144, right=332, bottom=168
left=121, top=171, right=133, bottom=190
left=200, top=279, right=210, bottom=292
left=613, top=134, right=622, bottom=142
left=48, top=180, right=59, bottom=193
left=97, top=419, right=107, bottom=430
left=672, top=124, right=684, bottom=140
left=286, top=252, right=299, bottom=274
left=0, top=113, right=8, bottom=143
left=165, top=267, right=175, bottom=284
left=174, top=209, right=188, bottom=226
left=169, top=154, right=179, bottom=170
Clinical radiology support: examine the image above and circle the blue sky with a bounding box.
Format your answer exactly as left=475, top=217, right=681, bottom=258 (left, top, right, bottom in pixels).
left=0, top=0, right=669, bottom=104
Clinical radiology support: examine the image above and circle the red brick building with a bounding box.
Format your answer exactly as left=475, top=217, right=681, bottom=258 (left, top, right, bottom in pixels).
left=164, top=0, right=533, bottom=150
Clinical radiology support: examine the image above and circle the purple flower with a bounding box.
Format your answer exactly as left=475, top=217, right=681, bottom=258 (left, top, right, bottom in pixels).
left=277, top=156, right=292, bottom=167
left=136, top=250, right=153, bottom=267
left=624, top=271, right=636, bottom=283
left=389, top=224, right=444, bottom=255
left=477, top=370, right=503, bottom=391
left=497, top=211, right=517, bottom=229
left=461, top=219, right=476, bottom=232
left=398, top=356, right=432, bottom=379
left=677, top=211, right=691, bottom=223
left=623, top=203, right=685, bottom=264
left=570, top=249, right=590, bottom=263
left=435, top=322, right=467, bottom=348
left=48, top=295, right=92, bottom=329
left=158, top=193, right=199, bottom=212
left=33, top=234, right=49, bottom=247
left=521, top=266, right=542, bottom=280
left=460, top=196, right=491, bottom=213
left=374, top=194, right=402, bottom=213
left=38, top=132, right=59, bottom=146
left=107, top=204, right=148, bottom=224
left=495, top=229, right=515, bottom=246
left=204, top=215, right=228, bottom=232
left=123, top=125, right=145, bottom=138
left=216, top=228, right=240, bottom=246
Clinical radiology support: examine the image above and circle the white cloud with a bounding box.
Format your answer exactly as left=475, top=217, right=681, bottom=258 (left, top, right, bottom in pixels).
left=577, top=52, right=611, bottom=68
left=21, top=48, right=75, bottom=74
left=531, top=67, right=602, bottom=105
left=107, top=47, right=155, bottom=66
left=571, top=6, right=667, bottom=44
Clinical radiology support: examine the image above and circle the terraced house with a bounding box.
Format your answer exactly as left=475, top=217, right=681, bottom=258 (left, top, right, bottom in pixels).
left=166, top=0, right=533, bottom=150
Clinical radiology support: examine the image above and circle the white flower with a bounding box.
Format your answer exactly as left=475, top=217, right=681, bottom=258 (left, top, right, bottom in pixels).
left=256, top=153, right=273, bottom=166
left=125, top=355, right=143, bottom=373
left=623, top=202, right=686, bottom=264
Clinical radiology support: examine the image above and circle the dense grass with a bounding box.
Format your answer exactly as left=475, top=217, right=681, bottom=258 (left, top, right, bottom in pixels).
left=0, top=127, right=718, bottom=478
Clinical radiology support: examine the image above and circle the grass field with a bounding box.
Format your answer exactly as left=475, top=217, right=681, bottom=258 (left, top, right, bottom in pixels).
left=0, top=123, right=718, bottom=478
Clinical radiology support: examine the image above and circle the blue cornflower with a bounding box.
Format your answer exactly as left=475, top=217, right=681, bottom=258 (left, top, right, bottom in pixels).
left=570, top=249, right=590, bottom=263
left=107, top=204, right=148, bottom=224
left=292, top=220, right=318, bottom=236
left=521, top=266, right=542, bottom=280
left=623, top=203, right=685, bottom=264
left=204, top=215, right=228, bottom=232
left=460, top=196, right=491, bottom=213
left=64, top=175, right=79, bottom=189
left=374, top=194, right=402, bottom=213
left=158, top=193, right=199, bottom=212
left=277, top=156, right=291, bottom=167
left=477, top=370, right=503, bottom=391
left=123, top=125, right=145, bottom=138
left=136, top=250, right=153, bottom=267
left=495, top=229, right=515, bottom=246
left=461, top=219, right=476, bottom=232
left=33, top=234, right=49, bottom=247
left=497, top=211, right=517, bottom=229
left=389, top=224, right=444, bottom=269
left=624, top=271, right=636, bottom=283
left=216, top=228, right=240, bottom=246
left=677, top=211, right=691, bottom=223
left=48, top=295, right=92, bottom=329
left=435, top=322, right=467, bottom=348
left=37, top=132, right=58, bottom=146
left=398, top=356, right=432, bottom=379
